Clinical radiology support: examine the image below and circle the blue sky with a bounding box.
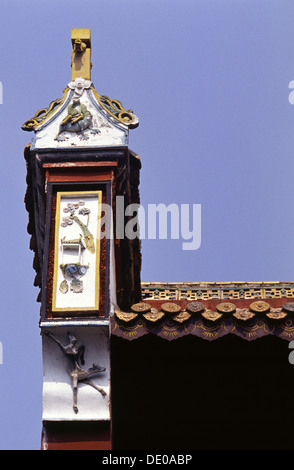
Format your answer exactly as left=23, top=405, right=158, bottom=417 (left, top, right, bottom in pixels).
left=1, top=0, right=294, bottom=449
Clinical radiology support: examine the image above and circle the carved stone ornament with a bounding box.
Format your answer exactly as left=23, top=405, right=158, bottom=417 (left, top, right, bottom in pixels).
left=131, top=302, right=151, bottom=314
left=201, top=310, right=223, bottom=322
left=186, top=301, right=205, bottom=314
left=161, top=302, right=181, bottom=314
left=216, top=302, right=236, bottom=313
left=44, top=331, right=106, bottom=415
left=249, top=301, right=270, bottom=313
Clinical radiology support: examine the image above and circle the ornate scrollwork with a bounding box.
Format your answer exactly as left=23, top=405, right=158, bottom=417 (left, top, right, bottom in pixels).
left=21, top=89, right=68, bottom=131
left=91, top=88, right=139, bottom=128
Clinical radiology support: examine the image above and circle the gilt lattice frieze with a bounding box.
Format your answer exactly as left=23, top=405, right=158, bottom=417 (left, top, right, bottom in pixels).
left=141, top=283, right=294, bottom=302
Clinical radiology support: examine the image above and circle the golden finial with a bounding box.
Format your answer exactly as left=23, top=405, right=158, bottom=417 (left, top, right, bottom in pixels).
left=71, top=28, right=92, bottom=81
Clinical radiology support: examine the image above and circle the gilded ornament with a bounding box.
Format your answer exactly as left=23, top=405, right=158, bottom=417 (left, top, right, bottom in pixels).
left=161, top=302, right=181, bottom=314
left=71, top=215, right=95, bottom=254
left=266, top=308, right=287, bottom=320
left=143, top=309, right=165, bottom=323
left=216, top=302, right=236, bottom=313
left=131, top=302, right=151, bottom=314
left=233, top=309, right=255, bottom=321
left=115, top=309, right=138, bottom=323
left=73, top=38, right=87, bottom=54
left=91, top=87, right=139, bottom=128
left=21, top=89, right=68, bottom=131
left=186, top=301, right=205, bottom=314
left=249, top=301, right=270, bottom=313
left=282, top=302, right=294, bottom=313
left=172, top=311, right=191, bottom=324
left=201, top=310, right=223, bottom=322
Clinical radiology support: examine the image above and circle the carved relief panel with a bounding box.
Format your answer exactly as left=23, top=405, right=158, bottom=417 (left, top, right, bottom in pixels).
left=43, top=180, right=111, bottom=321
left=52, top=191, right=102, bottom=313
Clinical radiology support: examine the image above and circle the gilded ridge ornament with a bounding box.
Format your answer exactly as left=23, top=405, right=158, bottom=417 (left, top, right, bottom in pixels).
left=161, top=302, right=181, bottom=314
left=216, top=302, right=236, bottom=313
left=233, top=309, right=255, bottom=321
left=115, top=309, right=138, bottom=323
left=282, top=302, right=294, bottom=313
left=186, top=301, right=205, bottom=314
left=201, top=310, right=223, bottom=322
left=266, top=308, right=287, bottom=320
left=131, top=302, right=151, bottom=314
left=143, top=309, right=165, bottom=323
left=172, top=311, right=191, bottom=324
left=249, top=301, right=270, bottom=313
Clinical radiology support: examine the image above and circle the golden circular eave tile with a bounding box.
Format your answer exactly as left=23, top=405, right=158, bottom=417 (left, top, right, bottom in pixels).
left=115, top=309, right=138, bottom=323
left=143, top=309, right=165, bottom=323
left=266, top=308, right=287, bottom=320
left=282, top=302, right=294, bottom=313
left=161, top=302, right=181, bottom=314
left=233, top=309, right=255, bottom=321
left=249, top=301, right=270, bottom=313
left=186, top=301, right=205, bottom=314
left=172, top=311, right=191, bottom=324
left=201, top=310, right=223, bottom=322
left=131, top=302, right=151, bottom=314
left=216, top=302, right=236, bottom=313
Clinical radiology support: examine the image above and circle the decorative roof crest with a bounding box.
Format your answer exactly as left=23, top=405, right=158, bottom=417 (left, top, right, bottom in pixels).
left=21, top=29, right=139, bottom=138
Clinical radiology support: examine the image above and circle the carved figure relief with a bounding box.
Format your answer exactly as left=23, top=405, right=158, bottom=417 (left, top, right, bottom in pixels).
left=22, top=76, right=139, bottom=149
left=55, top=97, right=100, bottom=141
left=44, top=331, right=106, bottom=414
